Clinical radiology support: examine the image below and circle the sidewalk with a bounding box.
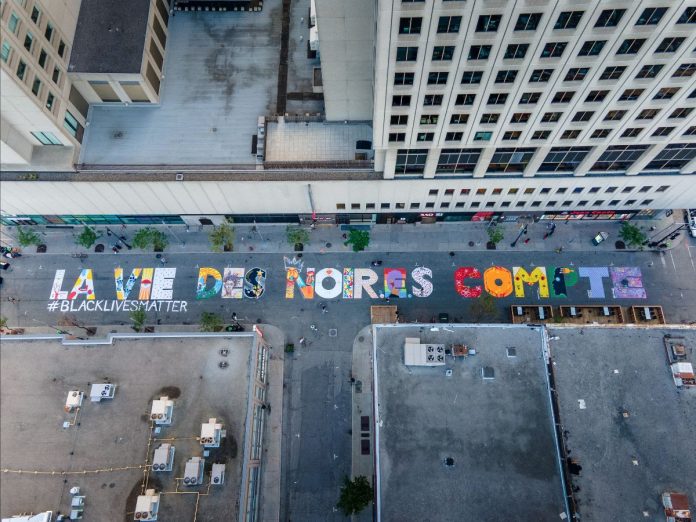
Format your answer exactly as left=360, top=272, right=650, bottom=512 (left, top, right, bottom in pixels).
left=0, top=213, right=685, bottom=256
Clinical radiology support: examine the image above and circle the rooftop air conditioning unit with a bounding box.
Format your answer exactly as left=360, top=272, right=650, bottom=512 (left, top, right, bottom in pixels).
left=90, top=383, right=116, bottom=402
left=200, top=418, right=225, bottom=448
left=211, top=463, right=225, bottom=486
left=134, top=489, right=159, bottom=521
left=151, top=443, right=175, bottom=472
left=65, top=390, right=84, bottom=413
left=150, top=396, right=174, bottom=425
left=183, top=457, right=205, bottom=486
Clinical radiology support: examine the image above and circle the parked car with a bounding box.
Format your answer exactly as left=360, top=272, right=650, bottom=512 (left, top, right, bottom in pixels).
left=592, top=231, right=609, bottom=246
left=687, top=209, right=696, bottom=238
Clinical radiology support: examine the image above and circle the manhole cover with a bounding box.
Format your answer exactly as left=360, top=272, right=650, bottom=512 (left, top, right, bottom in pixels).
left=358, top=336, right=365, bottom=342
left=326, top=242, right=332, bottom=248
left=444, top=457, right=455, bottom=467
left=329, top=329, right=338, bottom=337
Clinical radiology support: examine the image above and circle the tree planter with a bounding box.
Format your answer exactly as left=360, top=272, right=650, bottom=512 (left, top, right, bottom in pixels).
left=615, top=241, right=626, bottom=250
left=37, top=244, right=47, bottom=253
left=94, top=244, right=105, bottom=253
left=486, top=241, right=497, bottom=250
left=294, top=243, right=304, bottom=252
left=468, top=241, right=475, bottom=247
left=223, top=245, right=232, bottom=252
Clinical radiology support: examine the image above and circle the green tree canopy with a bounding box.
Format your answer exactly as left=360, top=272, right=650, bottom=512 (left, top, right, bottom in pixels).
left=487, top=227, right=504, bottom=245
left=129, top=308, right=146, bottom=332
left=75, top=226, right=100, bottom=249
left=132, top=228, right=169, bottom=251
left=619, top=222, right=647, bottom=249
left=286, top=226, right=310, bottom=245
left=16, top=227, right=42, bottom=247
left=344, top=229, right=370, bottom=252
left=337, top=475, right=373, bottom=516
left=199, top=312, right=223, bottom=332
left=209, top=222, right=235, bottom=252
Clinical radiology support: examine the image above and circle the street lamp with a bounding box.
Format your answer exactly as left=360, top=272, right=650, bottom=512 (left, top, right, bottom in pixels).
left=510, top=225, right=528, bottom=248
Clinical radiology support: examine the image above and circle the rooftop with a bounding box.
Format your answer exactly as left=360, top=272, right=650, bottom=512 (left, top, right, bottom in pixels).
left=373, top=325, right=566, bottom=521
left=0, top=335, right=254, bottom=520
left=550, top=326, right=696, bottom=521
left=69, top=0, right=150, bottom=74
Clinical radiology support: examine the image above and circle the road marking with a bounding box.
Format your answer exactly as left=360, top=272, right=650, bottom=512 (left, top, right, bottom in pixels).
left=669, top=251, right=677, bottom=272
left=660, top=254, right=667, bottom=267
left=687, top=243, right=696, bottom=272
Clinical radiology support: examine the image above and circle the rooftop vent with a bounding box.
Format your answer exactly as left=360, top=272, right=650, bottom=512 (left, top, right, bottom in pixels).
left=64, top=390, right=84, bottom=413
left=200, top=418, right=225, bottom=448
left=183, top=457, right=204, bottom=486
left=134, top=488, right=159, bottom=521
left=150, top=396, right=174, bottom=425
left=482, top=367, right=495, bottom=380
left=211, top=463, right=225, bottom=485
left=90, top=383, right=116, bottom=402
left=152, top=443, right=175, bottom=472
left=506, top=347, right=517, bottom=358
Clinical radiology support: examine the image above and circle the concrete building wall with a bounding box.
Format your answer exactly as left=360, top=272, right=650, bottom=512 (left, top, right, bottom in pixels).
left=0, top=175, right=693, bottom=217
left=315, top=0, right=375, bottom=121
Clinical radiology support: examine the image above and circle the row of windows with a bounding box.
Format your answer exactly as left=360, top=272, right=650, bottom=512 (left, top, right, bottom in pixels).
left=336, top=198, right=656, bottom=210
left=391, top=143, right=696, bottom=174
left=3, top=3, right=68, bottom=61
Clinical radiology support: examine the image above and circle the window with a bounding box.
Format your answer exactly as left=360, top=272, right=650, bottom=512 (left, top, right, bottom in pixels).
left=621, top=128, right=642, bottom=138
left=646, top=143, right=696, bottom=170
left=684, top=126, right=696, bottom=136
left=399, top=17, right=422, bottom=34
left=492, top=188, right=503, bottom=195
left=46, top=92, right=56, bottom=111
left=637, top=109, right=660, bottom=120
left=579, top=40, right=606, bottom=56
left=656, top=186, right=670, bottom=192
left=1, top=41, right=11, bottom=63
left=561, top=129, right=581, bottom=139
left=63, top=110, right=81, bottom=139
left=553, top=91, right=575, bottom=103
left=636, top=7, right=667, bottom=26
left=591, top=129, right=612, bottom=139
left=588, top=187, right=601, bottom=193
left=395, top=149, right=428, bottom=174
left=392, top=95, right=411, bottom=106
left=593, top=201, right=605, bottom=206
left=531, top=201, right=542, bottom=207
left=394, top=72, right=414, bottom=85
left=444, top=189, right=454, bottom=196
left=52, top=66, right=60, bottom=84
left=389, top=133, right=406, bottom=142
left=16, top=59, right=26, bottom=80
left=639, top=186, right=652, bottom=193
left=31, top=131, right=62, bottom=145
left=380, top=203, right=390, bottom=209
left=461, top=71, right=483, bottom=84
left=572, top=111, right=594, bottom=122
left=495, top=70, right=518, bottom=83
left=519, top=92, right=540, bottom=104
left=503, top=131, right=521, bottom=140
left=428, top=189, right=438, bottom=196
left=31, top=76, right=41, bottom=96
left=437, top=148, right=482, bottom=173
left=336, top=203, right=346, bottom=210
left=504, top=44, right=528, bottom=59
left=38, top=48, right=47, bottom=68
left=402, top=0, right=425, bottom=3
left=636, top=64, right=664, bottom=79
left=487, top=93, right=508, bottom=105
left=515, top=13, right=542, bottom=31
left=351, top=203, right=361, bottom=210
left=564, top=68, right=589, bottom=82
left=23, top=31, right=33, bottom=52
left=8, top=12, right=20, bottom=34
left=510, top=113, right=530, bottom=123
left=30, top=6, right=40, bottom=24
left=530, top=69, right=553, bottom=82
left=670, top=108, right=692, bottom=119
left=455, top=202, right=465, bottom=208
left=44, top=22, right=54, bottom=41
left=609, top=200, right=621, bottom=206
left=428, top=71, right=449, bottom=85
left=600, top=66, right=626, bottom=81
left=476, top=14, right=502, bottom=32
left=532, top=130, right=551, bottom=140
left=476, top=188, right=486, bottom=195
left=456, top=93, right=475, bottom=105
left=617, top=39, right=646, bottom=55
left=420, top=114, right=438, bottom=125
left=461, top=189, right=471, bottom=195
left=469, top=45, right=491, bottom=60
left=432, top=46, right=455, bottom=61
left=438, top=16, right=462, bottom=33
left=652, top=127, right=674, bottom=137
left=555, top=11, right=584, bottom=30
left=395, top=203, right=405, bottom=209
left=58, top=40, right=66, bottom=58
left=450, top=113, right=469, bottom=124
left=480, top=113, right=499, bottom=124
left=673, top=63, right=696, bottom=78
left=487, top=148, right=536, bottom=173
left=591, top=145, right=649, bottom=171
left=541, top=112, right=563, bottom=123
left=474, top=131, right=492, bottom=141
left=653, top=87, right=679, bottom=100
left=656, top=37, right=685, bottom=53
left=390, top=114, right=407, bottom=126
left=396, top=47, right=418, bottom=61
left=541, top=42, right=567, bottom=58
left=424, top=94, right=443, bottom=106
left=618, top=89, right=643, bottom=101
left=605, top=187, right=617, bottom=193
left=677, top=7, right=696, bottom=24
left=622, top=186, right=635, bottom=193
left=595, top=9, right=625, bottom=27
left=604, top=110, right=626, bottom=121
left=410, top=203, right=420, bottom=209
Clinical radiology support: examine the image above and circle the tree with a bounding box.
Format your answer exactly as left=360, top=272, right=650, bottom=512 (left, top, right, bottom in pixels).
left=469, top=293, right=498, bottom=321
left=209, top=222, right=235, bottom=252
left=286, top=226, right=309, bottom=246
left=619, top=222, right=648, bottom=249
left=130, top=308, right=146, bottom=332
left=75, top=226, right=100, bottom=249
left=199, top=312, right=223, bottom=332
left=17, top=226, right=42, bottom=247
left=0, top=316, right=8, bottom=332
left=487, top=226, right=504, bottom=245
left=151, top=230, right=169, bottom=251
left=337, top=475, right=373, bottom=516
left=132, top=228, right=169, bottom=251
left=344, top=229, right=370, bottom=252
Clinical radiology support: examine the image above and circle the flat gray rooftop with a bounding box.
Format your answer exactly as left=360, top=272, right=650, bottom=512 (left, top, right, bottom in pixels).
left=374, top=325, right=566, bottom=521
left=266, top=120, right=372, bottom=162
left=79, top=6, right=282, bottom=165
left=0, top=335, right=253, bottom=520
left=69, top=0, right=149, bottom=74
left=550, top=326, right=696, bottom=521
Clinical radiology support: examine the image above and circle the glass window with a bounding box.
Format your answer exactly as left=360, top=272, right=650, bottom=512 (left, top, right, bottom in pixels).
left=655, top=37, right=685, bottom=53
left=540, top=147, right=592, bottom=172
left=468, top=45, right=491, bottom=60
left=503, top=131, right=521, bottom=140
left=673, top=63, right=696, bottom=78
left=38, top=48, right=47, bottom=68
left=647, top=144, right=696, bottom=170
left=476, top=14, right=502, bottom=32
left=579, top=40, right=606, bottom=56
left=677, top=7, right=696, bottom=24
left=595, top=9, right=625, bottom=28
left=396, top=46, right=418, bottom=61
left=519, top=92, right=540, bottom=104
left=541, top=112, right=563, bottom=123
left=600, top=66, right=626, bottom=80
left=617, top=39, right=646, bottom=55
left=555, top=11, right=584, bottom=30
left=636, top=64, right=664, bottom=79
left=432, top=46, right=455, bottom=61
left=653, top=87, right=679, bottom=100
left=1, top=41, right=11, bottom=63
left=58, top=40, right=66, bottom=57
left=636, top=7, right=667, bottom=26
left=31, top=76, right=41, bottom=96
left=16, top=59, right=26, bottom=80
left=8, top=12, right=20, bottom=34
left=591, top=145, right=649, bottom=171
left=31, top=131, right=62, bottom=145
left=455, top=93, right=475, bottom=105
left=561, top=130, right=581, bottom=139
left=504, top=44, right=528, bottom=59
left=495, top=70, right=517, bottom=83
left=541, top=42, right=567, bottom=58
left=395, top=149, right=428, bottom=174
left=515, top=13, right=542, bottom=31
left=45, top=92, right=55, bottom=111
left=23, top=31, right=33, bottom=52
left=604, top=110, right=626, bottom=121
left=417, top=132, right=434, bottom=142
left=553, top=91, right=575, bottom=103
left=564, top=68, right=589, bottom=82
left=394, top=72, right=414, bottom=86
left=438, top=16, right=462, bottom=33
left=427, top=71, right=448, bottom=85
left=44, top=22, right=54, bottom=41
left=436, top=148, right=482, bottom=173
left=487, top=148, right=536, bottom=173
left=487, top=93, right=508, bottom=105
left=423, top=94, right=443, bottom=106
left=30, top=6, right=40, bottom=24
left=473, top=131, right=492, bottom=141
left=651, top=127, right=674, bottom=137
left=461, top=71, right=483, bottom=84
left=618, top=89, right=643, bottom=101
left=63, top=110, right=80, bottom=137
left=530, top=69, right=553, bottom=82
left=399, top=17, right=422, bottom=34
left=420, top=114, right=438, bottom=125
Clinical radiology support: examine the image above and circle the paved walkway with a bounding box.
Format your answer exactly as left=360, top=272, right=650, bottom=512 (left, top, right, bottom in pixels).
left=0, top=212, right=686, bottom=257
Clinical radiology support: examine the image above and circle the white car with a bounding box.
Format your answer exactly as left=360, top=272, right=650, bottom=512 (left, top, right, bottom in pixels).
left=688, top=209, right=696, bottom=238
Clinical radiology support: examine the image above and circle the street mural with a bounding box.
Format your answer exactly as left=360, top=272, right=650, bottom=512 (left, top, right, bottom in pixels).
left=45, top=261, right=647, bottom=313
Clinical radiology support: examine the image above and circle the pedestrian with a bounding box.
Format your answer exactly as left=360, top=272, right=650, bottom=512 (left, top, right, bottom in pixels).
left=321, top=304, right=327, bottom=313
left=310, top=223, right=316, bottom=230
left=112, top=246, right=119, bottom=254
left=385, top=297, right=390, bottom=304
left=524, top=238, right=530, bottom=244
left=299, top=337, right=305, bottom=345
left=232, top=312, right=237, bottom=321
